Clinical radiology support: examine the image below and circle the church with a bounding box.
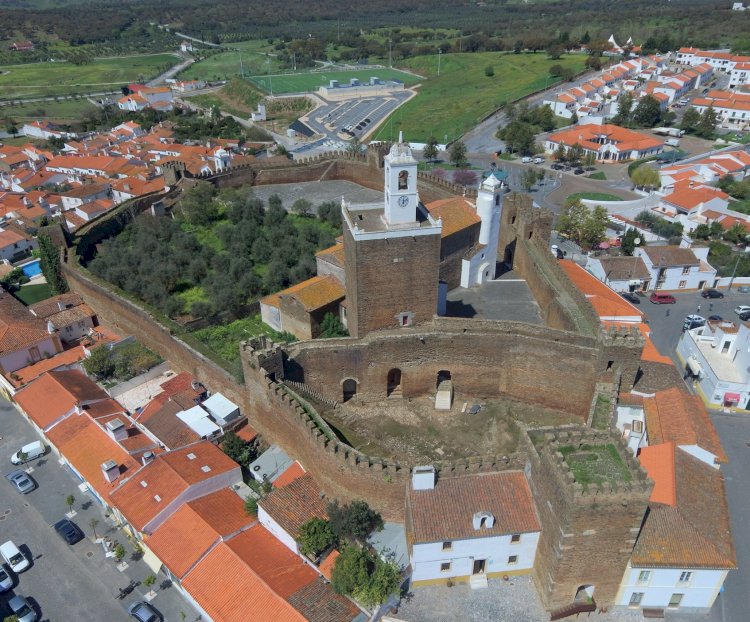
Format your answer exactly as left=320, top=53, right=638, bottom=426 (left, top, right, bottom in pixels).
left=260, top=135, right=505, bottom=341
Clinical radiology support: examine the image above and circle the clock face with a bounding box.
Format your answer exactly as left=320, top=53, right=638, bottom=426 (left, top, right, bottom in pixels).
left=398, top=195, right=409, bottom=207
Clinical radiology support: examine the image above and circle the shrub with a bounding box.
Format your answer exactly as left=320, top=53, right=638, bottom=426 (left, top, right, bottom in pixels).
left=298, top=517, right=336, bottom=557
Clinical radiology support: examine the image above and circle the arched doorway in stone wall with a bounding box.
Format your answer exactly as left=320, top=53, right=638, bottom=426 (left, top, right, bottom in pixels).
left=387, top=369, right=402, bottom=397
left=342, top=378, right=358, bottom=403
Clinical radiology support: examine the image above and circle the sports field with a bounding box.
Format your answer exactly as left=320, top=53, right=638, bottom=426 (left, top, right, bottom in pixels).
left=0, top=53, right=178, bottom=101
left=246, top=67, right=420, bottom=94
left=179, top=50, right=283, bottom=82
left=372, top=51, right=587, bottom=143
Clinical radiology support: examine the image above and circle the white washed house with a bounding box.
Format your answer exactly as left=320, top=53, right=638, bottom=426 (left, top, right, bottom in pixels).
left=634, top=245, right=716, bottom=292
left=615, top=443, right=735, bottom=615
left=406, top=466, right=540, bottom=588
left=677, top=319, right=750, bottom=409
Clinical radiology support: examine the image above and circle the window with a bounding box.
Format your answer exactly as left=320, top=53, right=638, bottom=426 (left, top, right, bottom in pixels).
left=442, top=542, right=452, bottom=551
left=440, top=562, right=451, bottom=572
left=508, top=555, right=518, bottom=564
left=668, top=593, right=683, bottom=608
left=629, top=592, right=644, bottom=607
left=682, top=266, right=690, bottom=275
left=678, top=280, right=687, bottom=289
left=679, top=571, right=692, bottom=583
left=511, top=534, right=521, bottom=544
left=637, top=570, right=651, bottom=583
left=398, top=170, right=409, bottom=190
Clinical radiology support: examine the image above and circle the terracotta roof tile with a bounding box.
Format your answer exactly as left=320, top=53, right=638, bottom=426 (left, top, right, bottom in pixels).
left=640, top=245, right=699, bottom=267
left=146, top=489, right=254, bottom=578
left=548, top=124, right=664, bottom=154
left=258, top=473, right=327, bottom=539
left=595, top=256, right=651, bottom=281
left=181, top=541, right=306, bottom=622
left=273, top=462, right=306, bottom=488
left=29, top=293, right=84, bottom=318
left=0, top=291, right=53, bottom=355
left=263, top=275, right=345, bottom=312
left=638, top=442, right=677, bottom=505
left=5, top=345, right=86, bottom=388
left=138, top=394, right=201, bottom=450
left=407, top=471, right=540, bottom=543
left=287, top=577, right=360, bottom=622
left=632, top=447, right=735, bottom=569
left=315, top=243, right=345, bottom=269
left=644, top=387, right=727, bottom=463
left=425, top=197, right=481, bottom=238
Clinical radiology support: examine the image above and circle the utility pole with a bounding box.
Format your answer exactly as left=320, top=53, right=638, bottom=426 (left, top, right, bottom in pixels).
left=438, top=49, right=442, bottom=77
left=389, top=38, right=392, bottom=68
left=338, top=18, right=341, bottom=42
left=728, top=255, right=741, bottom=291
left=239, top=53, right=244, bottom=79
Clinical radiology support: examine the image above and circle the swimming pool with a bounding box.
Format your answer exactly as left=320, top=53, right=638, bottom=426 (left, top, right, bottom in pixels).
left=20, top=259, right=42, bottom=278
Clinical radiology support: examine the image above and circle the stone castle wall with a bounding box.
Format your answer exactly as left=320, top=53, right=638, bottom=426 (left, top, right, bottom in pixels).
left=523, top=428, right=652, bottom=610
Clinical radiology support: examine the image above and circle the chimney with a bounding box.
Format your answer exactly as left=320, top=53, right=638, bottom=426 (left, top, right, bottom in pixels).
left=411, top=465, right=436, bottom=490
left=105, top=418, right=128, bottom=442
left=101, top=460, right=120, bottom=484
left=46, top=320, right=57, bottom=334
left=141, top=451, right=155, bottom=466
left=57, top=301, right=66, bottom=311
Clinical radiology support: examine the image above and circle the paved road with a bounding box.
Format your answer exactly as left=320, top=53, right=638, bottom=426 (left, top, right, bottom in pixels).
left=708, top=413, right=750, bottom=622
left=147, top=55, right=193, bottom=87
left=0, top=396, right=200, bottom=622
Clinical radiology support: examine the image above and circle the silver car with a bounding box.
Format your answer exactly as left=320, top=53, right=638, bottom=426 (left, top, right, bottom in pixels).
left=0, top=564, right=12, bottom=592
left=8, top=594, right=37, bottom=622
left=128, top=601, right=160, bottom=622
left=7, top=470, right=36, bottom=494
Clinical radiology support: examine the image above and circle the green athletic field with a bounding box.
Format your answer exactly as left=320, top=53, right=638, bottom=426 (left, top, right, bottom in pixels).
left=246, top=67, right=420, bottom=94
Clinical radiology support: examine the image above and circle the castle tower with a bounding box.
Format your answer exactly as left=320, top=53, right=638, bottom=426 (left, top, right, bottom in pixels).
left=342, top=135, right=442, bottom=339
left=460, top=174, right=504, bottom=287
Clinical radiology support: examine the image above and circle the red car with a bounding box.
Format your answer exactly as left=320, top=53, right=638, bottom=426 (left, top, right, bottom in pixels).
left=650, top=292, right=676, bottom=304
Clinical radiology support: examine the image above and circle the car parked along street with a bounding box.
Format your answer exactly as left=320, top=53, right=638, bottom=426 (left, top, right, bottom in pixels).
left=7, top=470, right=36, bottom=494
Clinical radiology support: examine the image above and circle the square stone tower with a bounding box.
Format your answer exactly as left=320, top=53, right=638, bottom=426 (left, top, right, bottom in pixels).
left=343, top=136, right=442, bottom=339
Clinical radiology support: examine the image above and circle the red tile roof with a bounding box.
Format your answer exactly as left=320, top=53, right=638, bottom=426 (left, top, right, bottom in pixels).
left=258, top=473, right=327, bottom=539
left=5, top=345, right=86, bottom=388
left=638, top=442, right=677, bottom=505
left=273, top=462, right=306, bottom=488
left=0, top=291, right=54, bottom=356
left=146, top=489, right=254, bottom=578
left=425, top=197, right=481, bottom=238
left=407, top=471, right=540, bottom=543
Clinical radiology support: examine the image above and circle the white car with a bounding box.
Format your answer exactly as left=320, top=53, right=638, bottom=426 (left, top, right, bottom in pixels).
left=533, top=157, right=544, bottom=164
left=521, top=156, right=533, bottom=163
left=734, top=305, right=750, bottom=316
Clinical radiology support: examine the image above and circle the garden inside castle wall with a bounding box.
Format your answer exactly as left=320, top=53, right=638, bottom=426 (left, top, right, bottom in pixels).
left=286, top=323, right=600, bottom=418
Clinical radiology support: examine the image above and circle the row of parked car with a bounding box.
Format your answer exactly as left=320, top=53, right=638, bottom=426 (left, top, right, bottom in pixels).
left=4, top=440, right=162, bottom=622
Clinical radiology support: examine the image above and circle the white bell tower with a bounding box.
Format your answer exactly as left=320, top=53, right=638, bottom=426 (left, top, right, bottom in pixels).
left=383, top=132, right=419, bottom=225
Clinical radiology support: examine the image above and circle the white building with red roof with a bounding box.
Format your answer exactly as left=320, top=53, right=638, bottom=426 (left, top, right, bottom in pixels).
left=544, top=123, right=664, bottom=162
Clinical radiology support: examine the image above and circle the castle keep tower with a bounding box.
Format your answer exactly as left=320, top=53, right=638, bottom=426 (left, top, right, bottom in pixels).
left=343, top=135, right=442, bottom=339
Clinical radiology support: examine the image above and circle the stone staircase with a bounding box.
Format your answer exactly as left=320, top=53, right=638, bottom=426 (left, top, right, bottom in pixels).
left=469, top=574, right=488, bottom=590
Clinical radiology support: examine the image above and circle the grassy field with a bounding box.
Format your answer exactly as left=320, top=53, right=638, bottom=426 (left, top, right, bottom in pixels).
left=189, top=78, right=265, bottom=117
left=372, top=51, right=587, bottom=143
left=0, top=54, right=178, bottom=101
left=14, top=283, right=53, bottom=305
left=2, top=98, right=98, bottom=122
left=246, top=67, right=420, bottom=94
left=180, top=50, right=283, bottom=82
left=567, top=192, right=624, bottom=203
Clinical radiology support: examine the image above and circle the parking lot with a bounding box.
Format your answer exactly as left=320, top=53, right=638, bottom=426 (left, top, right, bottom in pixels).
left=0, top=397, right=199, bottom=622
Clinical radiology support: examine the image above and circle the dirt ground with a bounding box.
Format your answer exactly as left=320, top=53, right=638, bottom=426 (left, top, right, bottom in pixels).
left=320, top=395, right=580, bottom=463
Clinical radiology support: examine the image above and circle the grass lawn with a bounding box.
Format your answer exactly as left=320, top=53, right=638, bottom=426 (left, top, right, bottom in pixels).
left=371, top=51, right=587, bottom=143
left=567, top=192, right=624, bottom=203
left=587, top=171, right=607, bottom=180
left=189, top=78, right=265, bottom=117
left=591, top=394, right=612, bottom=430
left=558, top=443, right=632, bottom=488
left=3, top=98, right=98, bottom=123
left=729, top=199, right=750, bottom=215
left=246, top=67, right=420, bottom=94
left=180, top=49, right=283, bottom=82
left=14, top=283, right=53, bottom=305
left=0, top=54, right=178, bottom=101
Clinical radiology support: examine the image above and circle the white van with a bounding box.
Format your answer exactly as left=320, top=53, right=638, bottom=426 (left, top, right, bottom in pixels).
left=0, top=541, right=29, bottom=573
left=665, top=138, right=680, bottom=147
left=11, top=441, right=45, bottom=465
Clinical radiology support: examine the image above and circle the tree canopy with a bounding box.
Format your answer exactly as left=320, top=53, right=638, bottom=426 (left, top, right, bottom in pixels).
left=556, top=198, right=608, bottom=250
left=331, top=545, right=401, bottom=607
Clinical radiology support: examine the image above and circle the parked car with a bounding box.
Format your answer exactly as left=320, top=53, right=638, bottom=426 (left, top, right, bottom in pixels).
left=10, top=441, right=45, bottom=465
left=683, top=315, right=706, bottom=330
left=550, top=163, right=564, bottom=170
left=128, top=601, right=161, bottom=622
left=7, top=470, right=35, bottom=494
left=740, top=311, right=750, bottom=322
left=738, top=286, right=750, bottom=293
left=650, top=292, right=676, bottom=304
left=734, top=305, right=750, bottom=315
left=574, top=168, right=585, bottom=175
left=521, top=156, right=533, bottom=163
left=53, top=519, right=83, bottom=545
left=0, top=564, right=12, bottom=592
left=0, top=541, right=29, bottom=573
left=8, top=595, right=37, bottom=622
left=621, top=292, right=640, bottom=304
left=533, top=156, right=544, bottom=164
left=701, top=289, right=724, bottom=299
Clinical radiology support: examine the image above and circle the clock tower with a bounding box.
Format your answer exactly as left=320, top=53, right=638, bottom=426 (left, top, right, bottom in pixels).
left=383, top=132, right=419, bottom=225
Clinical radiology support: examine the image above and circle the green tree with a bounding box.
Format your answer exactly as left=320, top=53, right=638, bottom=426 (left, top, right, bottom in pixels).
left=499, top=121, right=536, bottom=155
left=244, top=496, right=258, bottom=516
left=620, top=228, right=642, bottom=256
left=291, top=198, right=313, bottom=217
left=631, top=95, right=662, bottom=128
left=557, top=199, right=607, bottom=250
left=113, top=543, right=126, bottom=562
left=319, top=312, right=348, bottom=338
left=549, top=64, right=564, bottom=77
left=38, top=233, right=68, bottom=295
left=331, top=546, right=400, bottom=606
left=696, top=106, right=718, bottom=139
left=630, top=165, right=660, bottom=190
left=66, top=494, right=75, bottom=513
left=327, top=500, right=384, bottom=543
left=143, top=574, right=157, bottom=589
left=581, top=31, right=591, bottom=45
left=567, top=143, right=584, bottom=165
left=423, top=137, right=439, bottom=163
left=554, top=142, right=567, bottom=162
left=484, top=64, right=494, bottom=77
left=448, top=141, right=467, bottom=167
left=298, top=517, right=336, bottom=557
left=358, top=556, right=401, bottom=606
left=614, top=92, right=633, bottom=126
left=583, top=152, right=596, bottom=169
left=521, top=168, right=539, bottom=192
left=179, top=180, right=218, bottom=225
left=222, top=431, right=252, bottom=465
left=82, top=345, right=115, bottom=380
left=680, top=107, right=701, bottom=133
left=692, top=223, right=711, bottom=240
left=89, top=517, right=100, bottom=539
left=724, top=222, right=747, bottom=245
